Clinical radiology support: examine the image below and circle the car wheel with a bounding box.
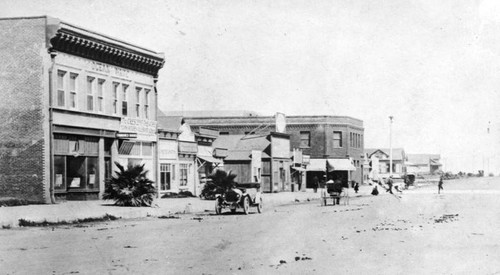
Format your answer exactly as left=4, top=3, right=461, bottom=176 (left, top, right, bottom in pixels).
left=257, top=198, right=263, bottom=213
left=243, top=196, right=250, bottom=215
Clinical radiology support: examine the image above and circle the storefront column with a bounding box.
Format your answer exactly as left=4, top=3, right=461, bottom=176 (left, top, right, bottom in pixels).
left=111, top=139, right=119, bottom=177
left=98, top=137, right=105, bottom=199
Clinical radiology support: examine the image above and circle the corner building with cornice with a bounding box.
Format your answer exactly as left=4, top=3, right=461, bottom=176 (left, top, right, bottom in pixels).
left=0, top=16, right=164, bottom=203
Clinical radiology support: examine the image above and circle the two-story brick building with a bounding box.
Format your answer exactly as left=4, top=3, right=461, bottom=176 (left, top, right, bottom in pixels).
left=0, top=16, right=164, bottom=203
left=184, top=115, right=364, bottom=188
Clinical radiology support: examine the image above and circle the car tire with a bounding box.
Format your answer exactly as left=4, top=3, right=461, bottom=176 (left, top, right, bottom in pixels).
left=243, top=196, right=250, bottom=215
left=257, top=198, right=263, bottom=213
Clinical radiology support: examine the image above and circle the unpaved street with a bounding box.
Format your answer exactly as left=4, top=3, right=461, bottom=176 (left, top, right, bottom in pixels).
left=1, top=177, right=500, bottom=274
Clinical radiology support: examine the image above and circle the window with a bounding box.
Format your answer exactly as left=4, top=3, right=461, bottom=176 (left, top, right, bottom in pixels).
left=69, top=73, right=78, bottom=109
left=122, top=84, right=128, bottom=116
left=144, top=89, right=150, bottom=119
left=135, top=87, right=141, bottom=117
left=160, top=164, right=171, bottom=191
left=112, top=83, right=119, bottom=114
left=57, top=70, right=66, bottom=107
left=219, top=132, right=229, bottom=135
left=300, top=131, right=310, bottom=147
left=97, top=79, right=105, bottom=112
left=333, top=131, right=342, bottom=148
left=180, top=164, right=188, bottom=186
left=87, top=77, right=95, bottom=111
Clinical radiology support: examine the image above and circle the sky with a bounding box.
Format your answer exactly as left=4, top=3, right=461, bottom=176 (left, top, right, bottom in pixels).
left=1, top=0, right=499, bottom=174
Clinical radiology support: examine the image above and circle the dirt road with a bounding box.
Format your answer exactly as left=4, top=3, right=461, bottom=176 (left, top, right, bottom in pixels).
left=1, top=177, right=500, bottom=274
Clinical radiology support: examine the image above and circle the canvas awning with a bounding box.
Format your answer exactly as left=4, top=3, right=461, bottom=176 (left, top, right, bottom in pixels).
left=197, top=155, right=223, bottom=164
left=306, top=159, right=326, bottom=171
left=327, top=159, right=356, bottom=172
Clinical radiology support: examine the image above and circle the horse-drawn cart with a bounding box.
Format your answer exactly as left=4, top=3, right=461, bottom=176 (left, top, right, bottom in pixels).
left=321, top=180, right=348, bottom=206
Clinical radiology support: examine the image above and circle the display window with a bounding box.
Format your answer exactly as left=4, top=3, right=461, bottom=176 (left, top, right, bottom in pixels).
left=53, top=134, right=107, bottom=192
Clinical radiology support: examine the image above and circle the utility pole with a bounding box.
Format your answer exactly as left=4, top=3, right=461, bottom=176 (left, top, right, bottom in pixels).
left=389, top=116, right=394, bottom=176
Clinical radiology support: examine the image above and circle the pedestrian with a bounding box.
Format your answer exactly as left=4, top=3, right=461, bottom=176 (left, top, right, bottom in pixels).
left=371, top=185, right=379, bottom=196
left=313, top=176, right=319, bottom=193
left=386, top=175, right=394, bottom=194
left=354, top=181, right=359, bottom=193
left=438, top=176, right=444, bottom=194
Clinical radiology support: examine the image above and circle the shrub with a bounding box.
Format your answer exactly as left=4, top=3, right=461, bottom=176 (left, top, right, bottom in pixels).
left=0, top=197, right=29, bottom=207
left=200, top=170, right=236, bottom=200
left=103, top=162, right=156, bottom=207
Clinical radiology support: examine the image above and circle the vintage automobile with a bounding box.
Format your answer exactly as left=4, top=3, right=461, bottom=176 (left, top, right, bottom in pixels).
left=215, top=183, right=263, bottom=215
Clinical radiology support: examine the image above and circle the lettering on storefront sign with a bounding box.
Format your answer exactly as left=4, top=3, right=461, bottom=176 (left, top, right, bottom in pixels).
left=90, top=61, right=130, bottom=78
left=119, top=117, right=157, bottom=140
left=116, top=132, right=138, bottom=139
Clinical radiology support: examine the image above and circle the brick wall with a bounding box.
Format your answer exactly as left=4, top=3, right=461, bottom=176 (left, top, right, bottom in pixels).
left=0, top=18, right=46, bottom=202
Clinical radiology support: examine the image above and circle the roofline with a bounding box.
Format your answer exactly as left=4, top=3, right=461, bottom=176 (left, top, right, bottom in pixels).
left=0, top=15, right=164, bottom=59
left=185, top=114, right=363, bottom=123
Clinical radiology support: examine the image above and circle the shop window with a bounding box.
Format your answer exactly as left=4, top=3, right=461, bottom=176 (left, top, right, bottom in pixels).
left=130, top=142, right=141, bottom=155
left=67, top=156, right=86, bottom=189
left=122, top=84, right=128, bottom=116
left=97, top=79, right=105, bottom=112
left=160, top=164, right=171, bottom=191
left=69, top=73, right=78, bottom=109
left=57, top=70, right=66, bottom=107
left=87, top=157, right=99, bottom=190
left=104, top=157, right=112, bottom=182
left=54, top=156, right=66, bottom=191
left=87, top=76, right=95, bottom=111
left=300, top=131, right=310, bottom=147
left=333, top=131, right=342, bottom=148
left=180, top=164, right=188, bottom=186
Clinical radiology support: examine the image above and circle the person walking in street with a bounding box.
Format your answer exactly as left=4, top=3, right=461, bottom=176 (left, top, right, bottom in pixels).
left=438, top=175, right=444, bottom=194
left=353, top=181, right=359, bottom=193
left=386, top=175, right=394, bottom=194
left=313, top=176, right=319, bottom=193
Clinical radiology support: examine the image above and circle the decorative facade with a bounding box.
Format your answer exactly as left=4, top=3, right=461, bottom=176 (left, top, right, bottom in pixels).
left=0, top=16, right=164, bottom=203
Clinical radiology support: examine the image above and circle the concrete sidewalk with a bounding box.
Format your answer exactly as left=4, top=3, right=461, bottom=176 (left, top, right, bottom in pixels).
left=0, top=190, right=326, bottom=228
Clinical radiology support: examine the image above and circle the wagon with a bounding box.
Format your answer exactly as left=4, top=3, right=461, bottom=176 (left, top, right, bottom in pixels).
left=215, top=183, right=263, bottom=215
left=321, top=181, right=348, bottom=206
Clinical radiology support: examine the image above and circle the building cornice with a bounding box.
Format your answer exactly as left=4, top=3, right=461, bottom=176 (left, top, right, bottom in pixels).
left=46, top=17, right=165, bottom=77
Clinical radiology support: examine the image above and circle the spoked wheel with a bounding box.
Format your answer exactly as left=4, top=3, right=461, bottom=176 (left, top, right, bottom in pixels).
left=257, top=198, right=263, bottom=213
left=215, top=199, right=222, bottom=215
left=243, top=196, right=250, bottom=215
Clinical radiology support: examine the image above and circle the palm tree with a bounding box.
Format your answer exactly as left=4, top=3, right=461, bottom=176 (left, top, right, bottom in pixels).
left=103, top=162, right=156, bottom=207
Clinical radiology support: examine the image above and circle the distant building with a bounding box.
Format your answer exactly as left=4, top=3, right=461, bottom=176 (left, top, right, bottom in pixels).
left=184, top=115, right=364, bottom=187
left=406, top=154, right=442, bottom=175
left=0, top=16, right=164, bottom=203
left=213, top=133, right=291, bottom=193
left=157, top=115, right=227, bottom=196
left=365, top=148, right=406, bottom=179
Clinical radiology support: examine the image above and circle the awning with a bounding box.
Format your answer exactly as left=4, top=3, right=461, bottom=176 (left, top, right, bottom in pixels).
left=292, top=167, right=306, bottom=172
left=327, top=158, right=356, bottom=172
left=197, top=155, right=223, bottom=164
left=306, top=159, right=326, bottom=171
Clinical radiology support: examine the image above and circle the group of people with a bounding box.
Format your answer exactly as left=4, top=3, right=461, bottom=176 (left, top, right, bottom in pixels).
left=370, top=175, right=445, bottom=195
